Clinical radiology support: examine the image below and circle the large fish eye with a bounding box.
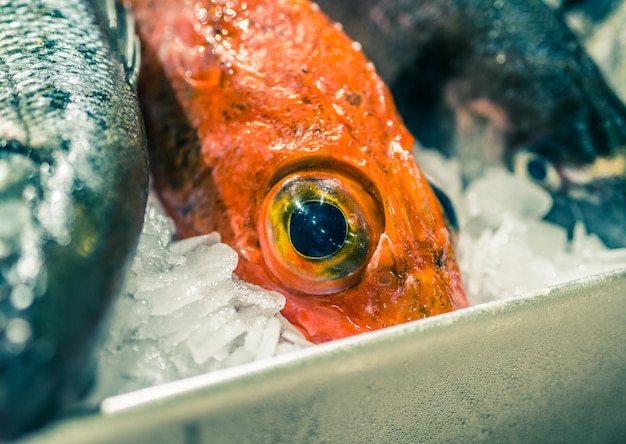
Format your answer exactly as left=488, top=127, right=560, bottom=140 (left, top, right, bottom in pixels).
left=513, top=150, right=562, bottom=191
left=259, top=171, right=383, bottom=295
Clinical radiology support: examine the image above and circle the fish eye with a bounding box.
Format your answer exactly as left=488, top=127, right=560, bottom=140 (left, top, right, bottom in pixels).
left=428, top=181, right=459, bottom=233
left=290, top=201, right=347, bottom=258
left=513, top=150, right=562, bottom=191
left=259, top=171, right=383, bottom=295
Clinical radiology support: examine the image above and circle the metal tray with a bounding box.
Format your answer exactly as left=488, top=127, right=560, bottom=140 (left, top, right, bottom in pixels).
left=22, top=268, right=626, bottom=443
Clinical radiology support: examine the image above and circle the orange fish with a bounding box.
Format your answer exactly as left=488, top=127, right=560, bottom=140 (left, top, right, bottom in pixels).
left=131, top=0, right=470, bottom=343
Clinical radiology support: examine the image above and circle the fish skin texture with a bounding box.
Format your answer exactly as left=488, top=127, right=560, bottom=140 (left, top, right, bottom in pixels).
left=0, top=0, right=148, bottom=438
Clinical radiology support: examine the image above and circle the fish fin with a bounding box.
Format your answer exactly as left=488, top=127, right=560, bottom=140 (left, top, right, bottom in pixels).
left=103, top=0, right=141, bottom=87
left=426, top=178, right=459, bottom=235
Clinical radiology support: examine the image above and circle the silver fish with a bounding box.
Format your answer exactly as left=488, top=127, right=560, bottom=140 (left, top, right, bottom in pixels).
left=317, top=0, right=626, bottom=248
left=0, top=0, right=147, bottom=437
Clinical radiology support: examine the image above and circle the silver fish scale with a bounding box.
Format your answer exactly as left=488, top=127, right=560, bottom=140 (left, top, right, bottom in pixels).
left=0, top=0, right=131, bottom=312
left=0, top=0, right=147, bottom=435
left=0, top=0, right=147, bottom=424
left=0, top=0, right=127, bottom=154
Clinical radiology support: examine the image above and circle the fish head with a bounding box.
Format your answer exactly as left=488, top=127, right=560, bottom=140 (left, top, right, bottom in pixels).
left=253, top=144, right=467, bottom=343
left=505, top=72, right=626, bottom=248
left=139, top=0, right=469, bottom=344
left=214, top=67, right=471, bottom=342
left=499, top=53, right=626, bottom=248
left=437, top=60, right=626, bottom=249
left=513, top=145, right=626, bottom=247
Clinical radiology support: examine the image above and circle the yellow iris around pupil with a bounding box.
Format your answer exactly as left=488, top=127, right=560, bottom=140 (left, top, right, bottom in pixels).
left=259, top=170, right=382, bottom=295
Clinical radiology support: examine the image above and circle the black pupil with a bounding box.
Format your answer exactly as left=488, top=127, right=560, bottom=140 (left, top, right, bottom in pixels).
left=527, top=157, right=548, bottom=182
left=290, top=201, right=347, bottom=258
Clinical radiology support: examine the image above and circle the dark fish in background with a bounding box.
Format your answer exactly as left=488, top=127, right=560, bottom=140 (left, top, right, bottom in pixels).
left=554, top=0, right=623, bottom=33
left=0, top=0, right=148, bottom=438
left=557, top=0, right=626, bottom=102
left=317, top=0, right=626, bottom=248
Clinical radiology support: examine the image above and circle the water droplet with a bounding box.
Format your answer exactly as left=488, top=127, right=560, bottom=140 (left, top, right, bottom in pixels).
left=17, top=252, right=41, bottom=281
left=22, top=184, right=37, bottom=201
left=6, top=318, right=32, bottom=346
left=10, top=285, right=34, bottom=310
left=488, top=29, right=500, bottom=39
left=195, top=7, right=208, bottom=22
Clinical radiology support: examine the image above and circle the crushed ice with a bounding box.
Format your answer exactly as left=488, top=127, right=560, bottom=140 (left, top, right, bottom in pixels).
left=90, top=196, right=311, bottom=400
left=416, top=146, right=626, bottom=304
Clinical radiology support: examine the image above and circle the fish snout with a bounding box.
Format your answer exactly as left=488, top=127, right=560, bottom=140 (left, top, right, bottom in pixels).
left=561, top=155, right=626, bottom=249
left=514, top=149, right=626, bottom=248
left=549, top=175, right=626, bottom=248
left=364, top=267, right=459, bottom=326
left=361, top=228, right=467, bottom=328
left=271, top=168, right=469, bottom=343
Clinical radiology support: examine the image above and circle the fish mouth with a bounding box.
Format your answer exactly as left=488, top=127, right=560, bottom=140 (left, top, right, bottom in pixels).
left=560, top=153, right=626, bottom=248
left=546, top=177, right=626, bottom=248
left=378, top=271, right=458, bottom=323
left=512, top=147, right=626, bottom=248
